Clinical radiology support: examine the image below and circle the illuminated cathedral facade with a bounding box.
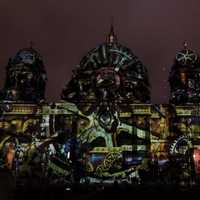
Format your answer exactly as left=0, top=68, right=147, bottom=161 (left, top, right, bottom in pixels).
left=0, top=26, right=200, bottom=183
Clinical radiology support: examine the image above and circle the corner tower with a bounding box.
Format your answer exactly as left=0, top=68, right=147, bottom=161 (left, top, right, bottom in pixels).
left=169, top=42, right=200, bottom=104
left=0, top=45, right=47, bottom=103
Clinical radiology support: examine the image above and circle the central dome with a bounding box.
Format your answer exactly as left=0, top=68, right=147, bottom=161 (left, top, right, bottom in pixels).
left=61, top=27, right=150, bottom=104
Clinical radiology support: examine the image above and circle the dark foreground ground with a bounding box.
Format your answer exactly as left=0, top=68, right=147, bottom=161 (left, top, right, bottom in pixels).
left=1, top=169, right=200, bottom=200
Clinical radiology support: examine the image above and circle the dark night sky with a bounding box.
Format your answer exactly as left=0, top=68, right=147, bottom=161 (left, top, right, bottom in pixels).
left=0, top=0, right=200, bottom=103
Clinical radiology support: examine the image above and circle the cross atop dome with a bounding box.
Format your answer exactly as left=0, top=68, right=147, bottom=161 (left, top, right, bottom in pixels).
left=29, top=41, right=35, bottom=49
left=106, top=18, right=118, bottom=44
left=183, top=40, right=188, bottom=50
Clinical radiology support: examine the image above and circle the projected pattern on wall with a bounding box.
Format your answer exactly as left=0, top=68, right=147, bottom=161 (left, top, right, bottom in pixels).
left=0, top=32, right=200, bottom=183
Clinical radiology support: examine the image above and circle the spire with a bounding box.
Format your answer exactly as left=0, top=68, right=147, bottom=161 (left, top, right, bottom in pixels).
left=107, top=17, right=117, bottom=44
left=29, top=41, right=35, bottom=49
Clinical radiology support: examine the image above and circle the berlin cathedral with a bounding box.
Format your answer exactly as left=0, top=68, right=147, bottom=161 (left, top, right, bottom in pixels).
left=0, top=25, right=200, bottom=185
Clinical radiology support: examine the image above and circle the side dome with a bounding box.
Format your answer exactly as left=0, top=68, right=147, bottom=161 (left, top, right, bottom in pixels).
left=169, top=42, right=200, bottom=104
left=61, top=27, right=150, bottom=105
left=0, top=46, right=47, bottom=102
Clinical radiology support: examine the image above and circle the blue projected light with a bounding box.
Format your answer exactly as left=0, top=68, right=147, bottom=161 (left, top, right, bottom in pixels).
left=123, top=151, right=143, bottom=165
left=90, top=154, right=106, bottom=163
left=125, top=156, right=143, bottom=165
